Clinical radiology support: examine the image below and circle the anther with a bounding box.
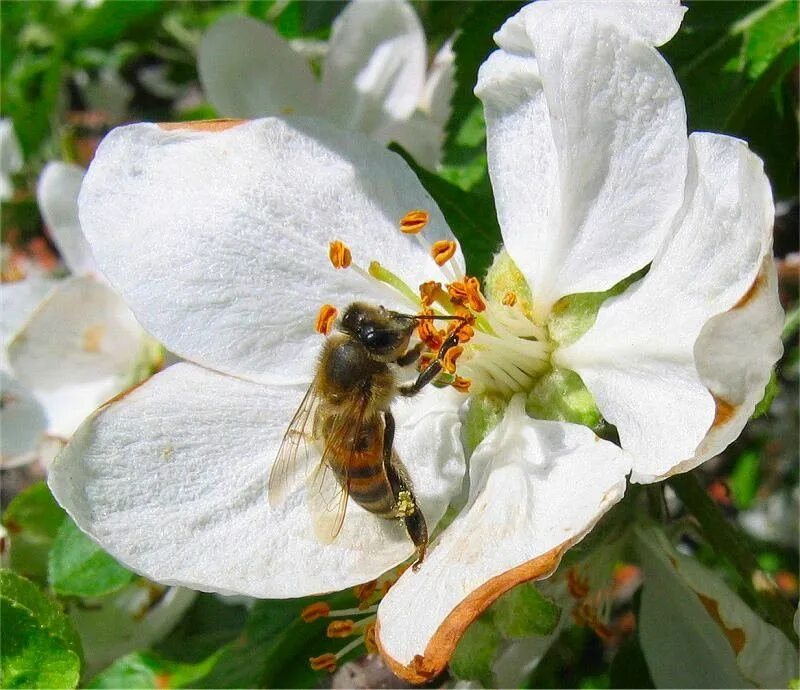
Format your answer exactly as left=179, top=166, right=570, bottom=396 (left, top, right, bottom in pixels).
left=502, top=291, right=517, bottom=307
left=363, top=622, right=378, bottom=654
left=417, top=314, right=445, bottom=350
left=431, top=240, right=457, bottom=266
left=354, top=580, right=377, bottom=605
left=301, top=601, right=331, bottom=622
left=315, top=304, right=338, bottom=335
left=400, top=209, right=430, bottom=234
left=328, top=240, right=352, bottom=269
left=567, top=568, right=590, bottom=600
left=309, top=653, right=338, bottom=673
left=441, top=345, right=464, bottom=374
left=419, top=280, right=443, bottom=307
left=452, top=376, right=471, bottom=393
left=326, top=620, right=355, bottom=638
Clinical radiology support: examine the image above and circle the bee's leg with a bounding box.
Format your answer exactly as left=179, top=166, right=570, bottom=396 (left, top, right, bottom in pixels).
left=395, top=341, right=425, bottom=367
left=398, top=330, right=461, bottom=397
left=382, top=411, right=428, bottom=569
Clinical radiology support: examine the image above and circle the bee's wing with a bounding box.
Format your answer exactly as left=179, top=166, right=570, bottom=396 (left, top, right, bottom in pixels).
left=268, top=381, right=320, bottom=508
left=306, top=394, right=371, bottom=544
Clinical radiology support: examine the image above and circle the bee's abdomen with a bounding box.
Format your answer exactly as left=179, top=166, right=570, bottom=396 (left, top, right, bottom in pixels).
left=348, top=463, right=396, bottom=517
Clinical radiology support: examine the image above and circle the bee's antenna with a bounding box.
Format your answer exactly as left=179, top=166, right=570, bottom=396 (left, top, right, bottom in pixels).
left=411, top=313, right=467, bottom=322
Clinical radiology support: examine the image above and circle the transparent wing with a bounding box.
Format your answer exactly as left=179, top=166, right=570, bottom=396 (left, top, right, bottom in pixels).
left=268, top=381, right=320, bottom=508
left=306, top=393, right=371, bottom=544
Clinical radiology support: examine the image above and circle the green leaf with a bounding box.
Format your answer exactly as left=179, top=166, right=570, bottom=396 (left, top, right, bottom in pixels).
left=728, top=449, right=761, bottom=509
left=390, top=143, right=501, bottom=279
left=0, top=570, right=82, bottom=689
left=492, top=583, right=562, bottom=639
left=48, top=518, right=134, bottom=597
left=661, top=0, right=799, bottom=197
left=2, top=482, right=66, bottom=581
left=450, top=616, right=501, bottom=687
left=608, top=634, right=655, bottom=689
left=88, top=650, right=223, bottom=689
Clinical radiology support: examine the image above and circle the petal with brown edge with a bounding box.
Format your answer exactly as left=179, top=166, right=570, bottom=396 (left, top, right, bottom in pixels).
left=375, top=395, right=630, bottom=682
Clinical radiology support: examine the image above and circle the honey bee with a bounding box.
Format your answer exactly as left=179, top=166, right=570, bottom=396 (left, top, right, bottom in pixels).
left=268, top=302, right=466, bottom=567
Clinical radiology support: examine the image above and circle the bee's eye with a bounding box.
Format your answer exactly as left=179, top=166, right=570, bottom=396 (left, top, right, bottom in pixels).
left=363, top=327, right=396, bottom=350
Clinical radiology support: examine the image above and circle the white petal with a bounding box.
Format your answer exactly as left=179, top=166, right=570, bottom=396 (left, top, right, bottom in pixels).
left=37, top=162, right=97, bottom=276
left=495, top=0, right=685, bottom=52
left=320, top=0, right=426, bottom=134
left=476, top=4, right=687, bottom=315
left=197, top=16, right=318, bottom=119
left=7, top=276, right=148, bottom=438
left=0, top=277, right=59, bottom=351
left=376, top=395, right=629, bottom=681
left=420, top=38, right=455, bottom=127
left=70, top=586, right=196, bottom=677
left=79, top=118, right=462, bottom=385
left=0, top=119, right=23, bottom=201
left=0, top=371, right=47, bottom=465
left=559, top=134, right=778, bottom=482
left=48, top=363, right=465, bottom=597
left=637, top=524, right=796, bottom=689
left=377, top=111, right=443, bottom=171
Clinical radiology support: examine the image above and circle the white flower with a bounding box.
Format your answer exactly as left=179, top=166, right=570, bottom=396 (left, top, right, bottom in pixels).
left=48, top=0, right=782, bottom=682
left=1, top=162, right=156, bottom=466
left=0, top=118, right=23, bottom=201
left=197, top=0, right=454, bottom=169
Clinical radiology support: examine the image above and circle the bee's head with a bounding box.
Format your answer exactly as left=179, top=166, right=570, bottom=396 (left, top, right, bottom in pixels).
left=339, top=302, right=416, bottom=361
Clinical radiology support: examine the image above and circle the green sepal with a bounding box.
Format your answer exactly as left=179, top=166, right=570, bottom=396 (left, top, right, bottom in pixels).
left=751, top=368, right=779, bottom=419
left=0, top=569, right=83, bottom=689
left=492, top=583, right=561, bottom=638
left=48, top=518, right=134, bottom=598
left=526, top=367, right=602, bottom=431
left=462, top=392, right=507, bottom=456
left=450, top=615, right=501, bottom=688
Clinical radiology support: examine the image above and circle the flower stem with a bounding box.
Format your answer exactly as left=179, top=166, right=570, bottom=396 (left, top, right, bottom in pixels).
left=669, top=472, right=798, bottom=646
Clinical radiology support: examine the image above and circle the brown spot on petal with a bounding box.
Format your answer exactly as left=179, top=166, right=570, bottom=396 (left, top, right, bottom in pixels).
left=376, top=543, right=570, bottom=684
left=157, top=119, right=247, bottom=132
left=733, top=270, right=767, bottom=310
left=696, top=593, right=745, bottom=654
left=712, top=396, right=737, bottom=428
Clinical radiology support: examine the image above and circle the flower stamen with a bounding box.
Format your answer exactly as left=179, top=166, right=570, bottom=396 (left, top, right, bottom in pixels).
left=328, top=240, right=352, bottom=269
left=315, top=304, right=338, bottom=335
left=431, top=240, right=457, bottom=267
left=502, top=291, right=517, bottom=307
left=399, top=209, right=430, bottom=234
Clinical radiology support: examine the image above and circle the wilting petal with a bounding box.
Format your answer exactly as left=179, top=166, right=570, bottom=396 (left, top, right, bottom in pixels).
left=320, top=0, right=426, bottom=135
left=476, top=1, right=687, bottom=316
left=79, top=118, right=462, bottom=386
left=559, top=134, right=778, bottom=483
left=198, top=15, right=318, bottom=119
left=48, top=363, right=465, bottom=597
left=7, top=276, right=148, bottom=437
left=0, top=371, right=47, bottom=466
left=376, top=396, right=629, bottom=682
left=37, top=162, right=96, bottom=276
left=636, top=524, right=796, bottom=688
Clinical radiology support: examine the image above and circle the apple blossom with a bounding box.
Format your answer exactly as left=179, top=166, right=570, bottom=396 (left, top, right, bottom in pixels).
left=197, top=0, right=454, bottom=169
left=47, top=0, right=783, bottom=683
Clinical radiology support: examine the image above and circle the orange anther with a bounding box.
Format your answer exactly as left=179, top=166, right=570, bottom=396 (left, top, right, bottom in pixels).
left=431, top=240, right=457, bottom=266
left=328, top=240, right=352, bottom=269
left=363, top=622, right=378, bottom=654
left=301, top=601, right=331, bottom=622
left=326, top=619, right=355, bottom=638
left=452, top=376, right=471, bottom=393
left=309, top=653, right=337, bottom=673
left=441, top=345, right=463, bottom=374
left=567, top=568, right=589, bottom=600
left=418, top=280, right=443, bottom=307
left=448, top=320, right=474, bottom=343
left=400, top=209, right=430, bottom=234
left=354, top=580, right=377, bottom=604
left=315, top=304, right=338, bottom=335
left=447, top=280, right=469, bottom=305
left=417, top=311, right=445, bottom=350
left=502, top=291, right=517, bottom=307
left=463, top=276, right=486, bottom=312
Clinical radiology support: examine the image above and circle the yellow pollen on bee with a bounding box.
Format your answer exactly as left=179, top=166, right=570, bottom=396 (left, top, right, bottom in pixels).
left=396, top=490, right=415, bottom=517
left=314, top=304, right=338, bottom=335
left=399, top=209, right=430, bottom=234
left=328, top=240, right=352, bottom=269
left=452, top=376, right=471, bottom=393
left=309, top=653, right=338, bottom=673
left=431, top=240, right=457, bottom=266
left=301, top=601, right=331, bottom=622
left=326, top=619, right=355, bottom=638
left=418, top=280, right=443, bottom=307
left=82, top=324, right=106, bottom=353
left=441, top=345, right=464, bottom=374
left=502, top=291, right=518, bottom=307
